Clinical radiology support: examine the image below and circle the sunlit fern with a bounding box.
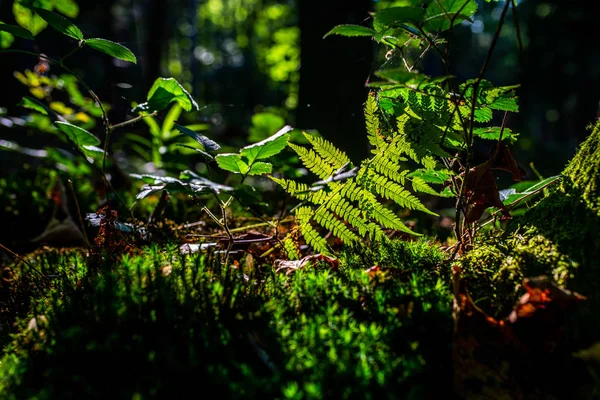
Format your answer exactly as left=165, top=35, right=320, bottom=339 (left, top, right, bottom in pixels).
left=272, top=92, right=441, bottom=256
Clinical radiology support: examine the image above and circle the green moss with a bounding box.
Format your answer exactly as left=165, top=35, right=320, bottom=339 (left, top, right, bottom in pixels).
left=0, top=242, right=453, bottom=399
left=459, top=231, right=578, bottom=318
left=563, top=120, right=600, bottom=212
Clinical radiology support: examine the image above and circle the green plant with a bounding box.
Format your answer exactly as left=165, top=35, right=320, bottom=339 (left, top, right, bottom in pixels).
left=272, top=94, right=440, bottom=256
left=321, top=0, right=529, bottom=254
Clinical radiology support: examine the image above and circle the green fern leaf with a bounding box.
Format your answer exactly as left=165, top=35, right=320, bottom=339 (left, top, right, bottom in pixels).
left=289, top=143, right=335, bottom=180
left=304, top=133, right=350, bottom=169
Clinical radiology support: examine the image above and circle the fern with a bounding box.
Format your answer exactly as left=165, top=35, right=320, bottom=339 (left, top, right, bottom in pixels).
left=272, top=94, right=447, bottom=255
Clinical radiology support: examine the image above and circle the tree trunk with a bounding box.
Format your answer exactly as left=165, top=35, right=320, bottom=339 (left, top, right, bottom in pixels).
left=297, top=0, right=373, bottom=163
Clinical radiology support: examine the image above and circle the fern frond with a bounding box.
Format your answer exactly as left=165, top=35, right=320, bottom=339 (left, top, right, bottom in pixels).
left=271, top=177, right=329, bottom=204
left=304, top=133, right=350, bottom=169
left=296, top=206, right=330, bottom=255
left=366, top=92, right=387, bottom=149
left=359, top=170, right=437, bottom=216
left=313, top=208, right=360, bottom=244
left=359, top=193, right=416, bottom=236
left=322, top=193, right=377, bottom=238
left=409, top=176, right=439, bottom=196
left=371, top=155, right=409, bottom=184
left=289, top=143, right=335, bottom=180
left=282, top=235, right=301, bottom=260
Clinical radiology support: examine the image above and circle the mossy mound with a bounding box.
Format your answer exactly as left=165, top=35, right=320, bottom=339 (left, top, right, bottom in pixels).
left=0, top=240, right=452, bottom=399
left=459, top=230, right=578, bottom=319
left=460, top=120, right=600, bottom=345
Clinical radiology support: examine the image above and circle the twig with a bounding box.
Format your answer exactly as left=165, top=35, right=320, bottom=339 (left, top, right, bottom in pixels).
left=0, top=243, right=49, bottom=281
left=67, top=179, right=90, bottom=250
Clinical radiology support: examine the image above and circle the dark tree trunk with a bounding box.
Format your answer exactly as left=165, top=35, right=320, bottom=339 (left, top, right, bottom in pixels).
left=297, top=0, right=373, bottom=163
left=143, top=0, right=168, bottom=91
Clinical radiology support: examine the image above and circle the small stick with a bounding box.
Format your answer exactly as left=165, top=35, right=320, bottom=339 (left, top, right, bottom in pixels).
left=67, top=179, right=91, bottom=250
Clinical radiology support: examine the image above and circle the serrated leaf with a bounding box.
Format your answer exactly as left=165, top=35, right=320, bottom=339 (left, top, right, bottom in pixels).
left=489, top=96, right=519, bottom=112
left=216, top=153, right=248, bottom=174
left=0, top=23, right=34, bottom=40
left=375, top=69, right=453, bottom=89
left=247, top=162, right=273, bottom=175
left=473, top=126, right=519, bottom=142
left=474, top=107, right=492, bottom=122
left=424, top=0, right=477, bottom=32
left=374, top=7, right=425, bottom=26
left=55, top=121, right=100, bottom=147
left=240, top=125, right=292, bottom=164
left=407, top=168, right=453, bottom=184
left=174, top=123, right=219, bottom=152
left=34, top=7, right=82, bottom=40
left=85, top=38, right=136, bottom=63
left=18, top=96, right=48, bottom=115
left=323, top=24, right=375, bottom=38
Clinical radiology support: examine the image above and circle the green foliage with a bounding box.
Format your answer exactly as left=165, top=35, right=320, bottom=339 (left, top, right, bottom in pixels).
left=0, top=241, right=452, bottom=398
left=33, top=7, right=82, bottom=40
left=134, top=78, right=198, bottom=113
left=216, top=126, right=292, bottom=177
left=55, top=121, right=100, bottom=147
left=12, top=0, right=79, bottom=36
left=273, top=95, right=445, bottom=255
left=323, top=24, right=375, bottom=38
left=84, top=38, right=136, bottom=63
left=0, top=22, right=34, bottom=40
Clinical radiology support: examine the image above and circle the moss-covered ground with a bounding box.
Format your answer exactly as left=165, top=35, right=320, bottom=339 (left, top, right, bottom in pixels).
left=1, top=121, right=599, bottom=398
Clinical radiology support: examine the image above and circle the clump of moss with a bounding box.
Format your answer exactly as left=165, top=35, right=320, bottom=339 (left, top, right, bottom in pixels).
left=459, top=231, right=578, bottom=318
left=0, top=241, right=453, bottom=399
left=563, top=120, right=600, bottom=212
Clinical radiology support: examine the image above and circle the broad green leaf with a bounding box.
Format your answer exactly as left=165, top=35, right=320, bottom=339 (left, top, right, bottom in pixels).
left=216, top=153, right=249, bottom=174
left=424, top=0, right=477, bottom=32
left=0, top=23, right=34, bottom=40
left=85, top=38, right=136, bottom=63
left=240, top=125, right=292, bottom=164
left=247, top=162, right=273, bottom=175
left=55, top=121, right=100, bottom=147
left=134, top=78, right=198, bottom=113
left=34, top=7, right=83, bottom=40
left=13, top=1, right=50, bottom=36
left=174, top=123, right=220, bottom=151
left=473, top=127, right=519, bottom=143
left=374, top=7, right=425, bottom=26
left=18, top=96, right=49, bottom=115
left=323, top=24, right=375, bottom=38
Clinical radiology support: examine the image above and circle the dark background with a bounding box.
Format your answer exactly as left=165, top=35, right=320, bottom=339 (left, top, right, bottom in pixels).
left=2, top=0, right=598, bottom=172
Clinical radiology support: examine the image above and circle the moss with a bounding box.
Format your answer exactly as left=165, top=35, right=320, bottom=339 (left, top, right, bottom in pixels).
left=459, top=231, right=578, bottom=318
left=563, top=120, right=600, bottom=212
left=0, top=243, right=453, bottom=399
